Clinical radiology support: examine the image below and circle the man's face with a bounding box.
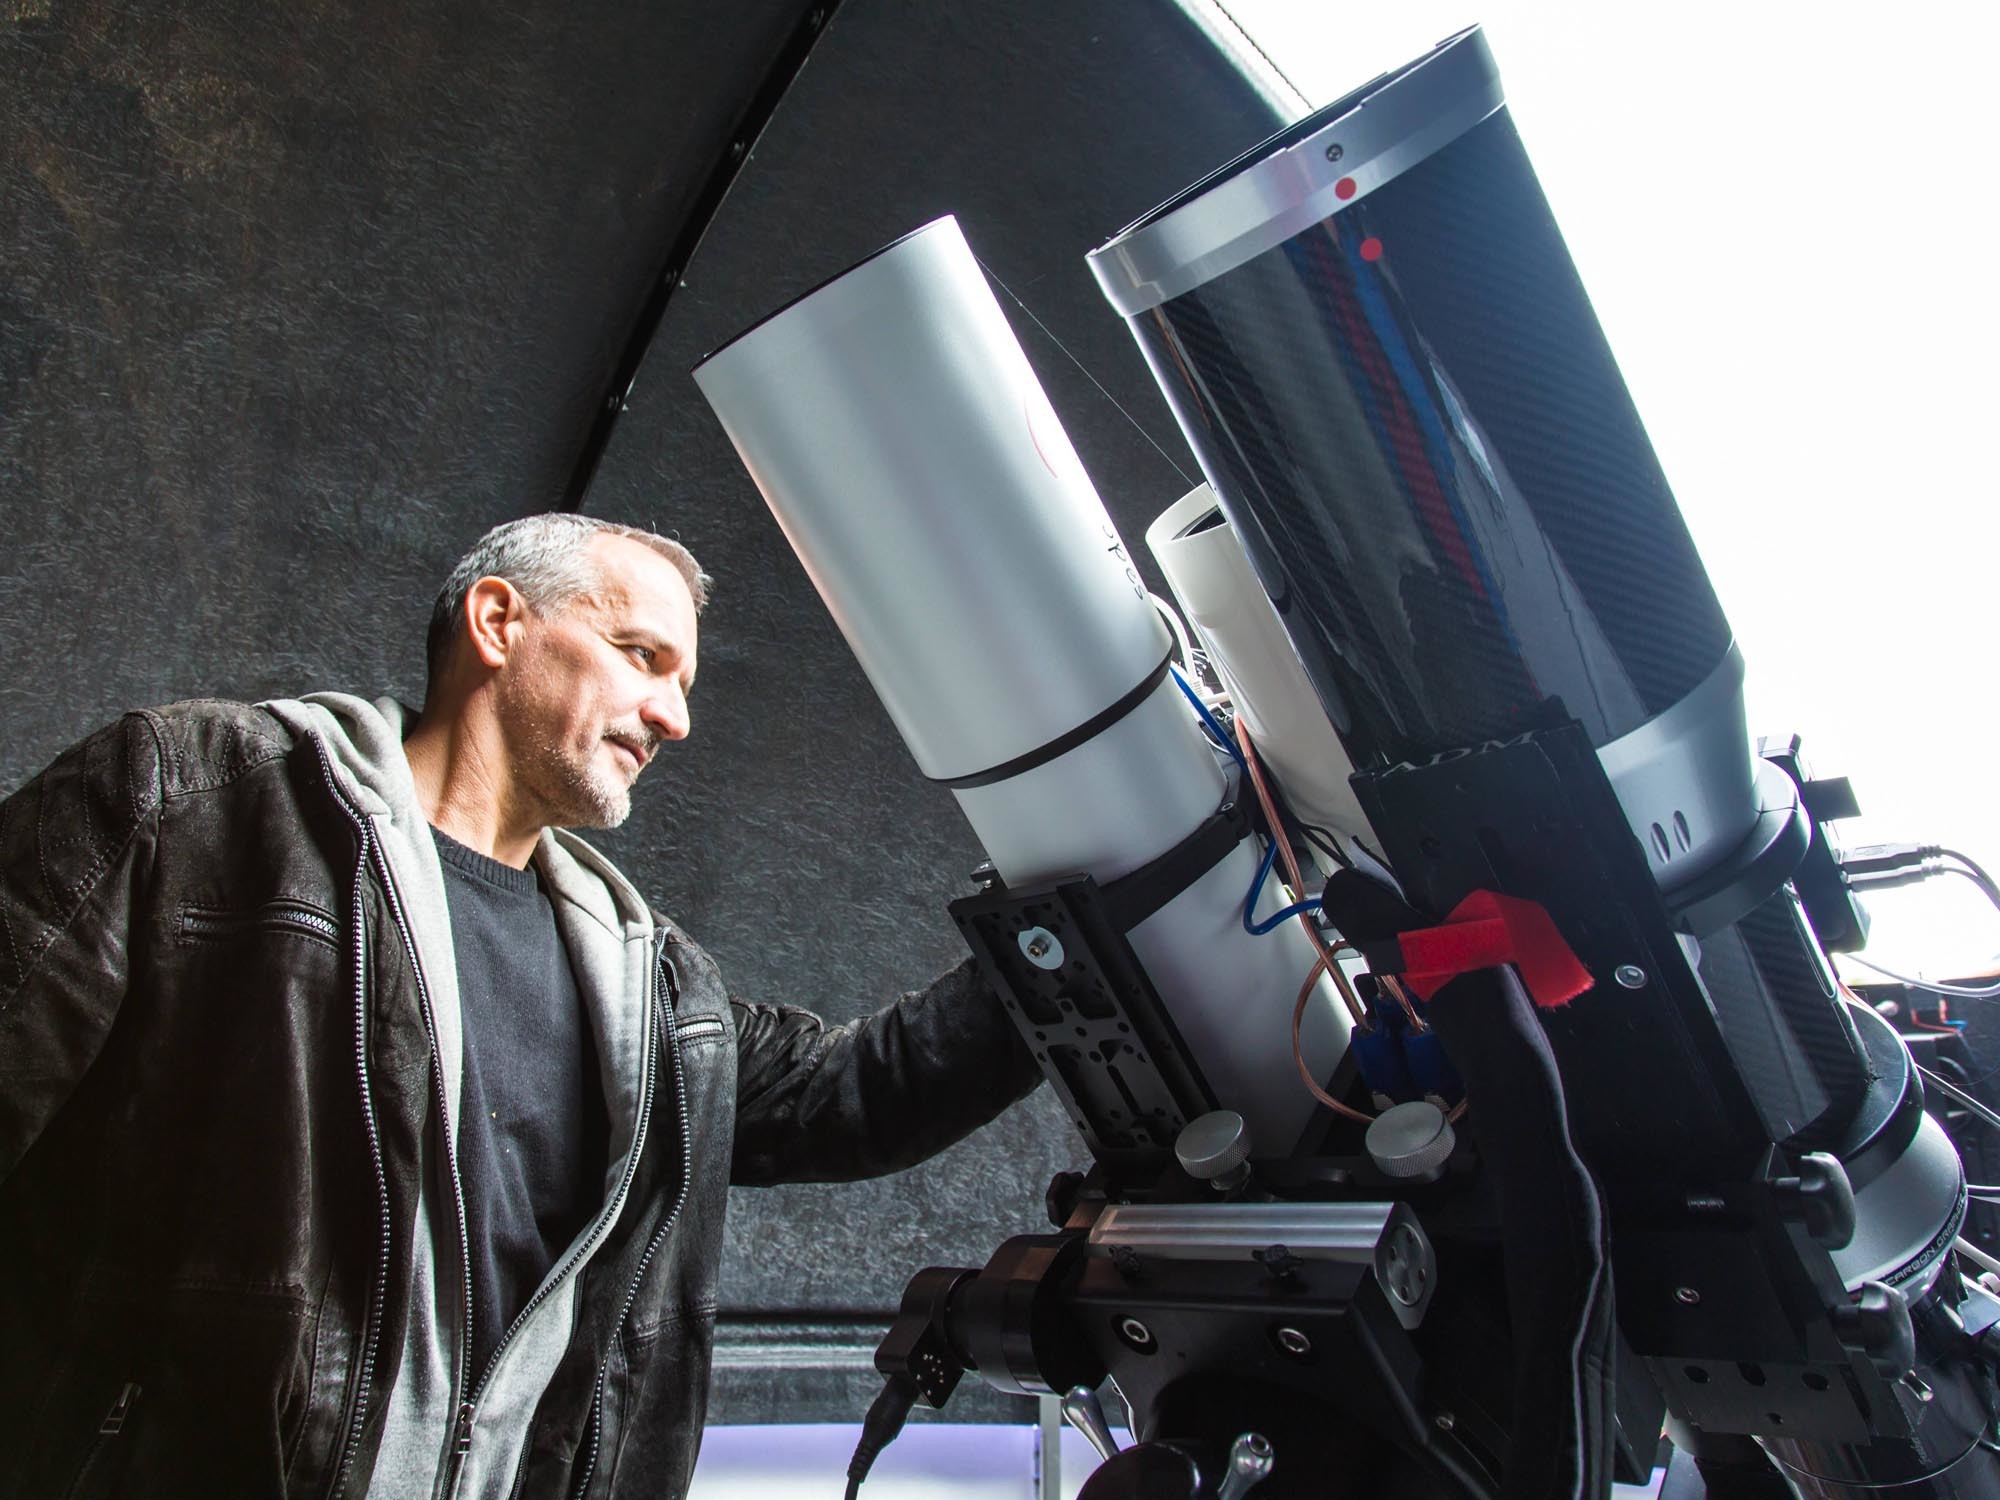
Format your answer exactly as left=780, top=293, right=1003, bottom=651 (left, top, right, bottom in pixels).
left=495, top=535, right=699, bottom=831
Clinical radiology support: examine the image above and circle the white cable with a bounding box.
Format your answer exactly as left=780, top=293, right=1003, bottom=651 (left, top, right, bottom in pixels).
left=1949, top=861, right=2000, bottom=915
left=1839, top=853, right=2000, bottom=996
left=1149, top=592, right=1228, bottom=707
left=1844, top=954, right=2000, bottom=998
left=1959, top=1237, right=2000, bottom=1279
left=1149, top=591, right=1194, bottom=665
left=1918, top=1066, right=2000, bottom=1133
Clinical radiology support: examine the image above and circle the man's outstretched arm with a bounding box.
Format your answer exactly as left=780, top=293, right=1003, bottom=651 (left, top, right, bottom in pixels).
left=728, top=955, right=1043, bottom=1186
left=0, top=712, right=164, bottom=1183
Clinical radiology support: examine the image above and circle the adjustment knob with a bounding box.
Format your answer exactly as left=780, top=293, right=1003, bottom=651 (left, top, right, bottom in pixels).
left=1176, top=1111, right=1252, bottom=1192
left=1773, top=1153, right=1857, bottom=1251
left=1832, top=1280, right=1917, bottom=1377
left=1366, top=1101, right=1455, bottom=1181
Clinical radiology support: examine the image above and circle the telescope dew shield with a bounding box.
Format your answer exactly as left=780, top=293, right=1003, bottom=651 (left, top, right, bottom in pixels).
left=1089, top=27, right=1756, bottom=894
left=693, top=217, right=1348, bottom=1154
left=1146, top=483, right=1372, bottom=854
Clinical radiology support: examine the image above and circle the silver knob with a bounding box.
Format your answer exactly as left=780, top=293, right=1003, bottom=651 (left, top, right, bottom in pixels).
left=1176, top=1110, right=1252, bottom=1192
left=1365, top=1100, right=1455, bottom=1181
left=1060, top=1385, right=1120, bottom=1463
left=1216, top=1431, right=1274, bottom=1500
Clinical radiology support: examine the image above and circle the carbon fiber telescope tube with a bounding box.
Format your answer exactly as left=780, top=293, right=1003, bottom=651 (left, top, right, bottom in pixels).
left=1088, top=26, right=1756, bottom=896
left=1085, top=35, right=1998, bottom=1495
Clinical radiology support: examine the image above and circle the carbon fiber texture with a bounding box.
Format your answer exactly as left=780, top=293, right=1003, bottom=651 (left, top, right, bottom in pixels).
left=1133, top=109, right=1733, bottom=766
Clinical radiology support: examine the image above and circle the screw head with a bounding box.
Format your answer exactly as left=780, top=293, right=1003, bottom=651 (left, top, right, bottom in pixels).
left=1018, top=927, right=1064, bottom=969
left=1676, top=1286, right=1702, bottom=1305
left=1324, top=142, right=1344, bottom=162
left=1117, top=1316, right=1156, bottom=1351
left=1615, top=964, right=1648, bottom=990
left=1381, top=1221, right=1430, bottom=1307
left=1272, top=1326, right=1312, bottom=1358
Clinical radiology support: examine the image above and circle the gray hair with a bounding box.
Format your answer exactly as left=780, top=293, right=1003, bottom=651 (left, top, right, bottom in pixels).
left=425, top=514, right=712, bottom=681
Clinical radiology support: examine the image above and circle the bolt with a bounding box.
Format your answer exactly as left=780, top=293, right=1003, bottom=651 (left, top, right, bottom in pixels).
left=1027, top=936, right=1050, bottom=959
left=1118, top=1316, right=1155, bottom=1349
left=1434, top=1410, right=1456, bottom=1432
left=1615, top=964, right=1648, bottom=990
left=1324, top=142, right=1344, bottom=162
left=1273, top=1326, right=1311, bottom=1358
left=1676, top=1286, right=1702, bottom=1306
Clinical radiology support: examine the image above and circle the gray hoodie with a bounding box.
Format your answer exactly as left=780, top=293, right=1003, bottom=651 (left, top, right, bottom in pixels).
left=263, top=693, right=659, bottom=1499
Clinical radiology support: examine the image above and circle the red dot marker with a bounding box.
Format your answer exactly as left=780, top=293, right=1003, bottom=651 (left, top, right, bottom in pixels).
left=1360, top=237, right=1384, bottom=262
left=1335, top=177, right=1358, bottom=201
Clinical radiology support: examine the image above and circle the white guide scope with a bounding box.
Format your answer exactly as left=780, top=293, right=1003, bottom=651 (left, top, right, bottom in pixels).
left=1145, top=483, right=1374, bottom=863
left=692, top=217, right=1349, bottom=1154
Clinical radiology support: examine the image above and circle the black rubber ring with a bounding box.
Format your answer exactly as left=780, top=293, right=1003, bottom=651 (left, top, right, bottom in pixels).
left=934, top=653, right=1175, bottom=791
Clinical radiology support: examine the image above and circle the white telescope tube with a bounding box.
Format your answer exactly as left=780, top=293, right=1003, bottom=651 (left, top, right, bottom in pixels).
left=692, top=217, right=1347, bottom=1154
left=1146, top=484, right=1373, bottom=857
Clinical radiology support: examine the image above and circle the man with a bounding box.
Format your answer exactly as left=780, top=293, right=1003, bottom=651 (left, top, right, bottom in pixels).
left=0, top=514, right=1042, bottom=1498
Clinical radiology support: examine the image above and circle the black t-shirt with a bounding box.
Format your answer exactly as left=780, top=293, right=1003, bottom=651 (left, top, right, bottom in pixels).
left=431, top=828, right=609, bottom=1383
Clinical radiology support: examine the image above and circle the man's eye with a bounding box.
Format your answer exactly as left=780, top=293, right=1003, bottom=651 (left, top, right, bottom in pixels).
left=624, top=644, right=655, bottom=665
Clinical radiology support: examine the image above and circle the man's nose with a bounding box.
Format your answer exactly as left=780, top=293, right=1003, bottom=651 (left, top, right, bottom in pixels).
left=640, top=684, right=691, bottom=743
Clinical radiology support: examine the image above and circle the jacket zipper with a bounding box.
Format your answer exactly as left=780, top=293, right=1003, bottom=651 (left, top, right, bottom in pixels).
left=568, top=935, right=694, bottom=1500
left=301, top=745, right=686, bottom=1497
left=63, top=1383, right=142, bottom=1500
left=484, top=925, right=670, bottom=1500
left=310, top=742, right=393, bottom=1500
left=364, top=840, right=478, bottom=1500
left=181, top=900, right=339, bottom=947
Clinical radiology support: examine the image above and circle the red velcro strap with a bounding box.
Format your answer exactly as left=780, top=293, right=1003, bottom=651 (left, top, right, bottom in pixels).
left=1396, top=891, right=1595, bottom=1009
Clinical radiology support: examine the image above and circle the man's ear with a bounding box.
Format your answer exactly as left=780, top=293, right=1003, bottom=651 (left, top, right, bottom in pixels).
left=464, top=576, right=529, bottom=670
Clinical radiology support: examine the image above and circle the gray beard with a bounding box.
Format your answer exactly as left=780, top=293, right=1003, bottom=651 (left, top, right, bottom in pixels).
left=523, top=730, right=633, bottom=831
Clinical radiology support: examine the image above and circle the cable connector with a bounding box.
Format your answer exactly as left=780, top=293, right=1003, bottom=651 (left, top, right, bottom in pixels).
left=844, top=1374, right=919, bottom=1500
left=1840, top=842, right=1943, bottom=877
left=1845, top=862, right=1950, bottom=892
left=1840, top=843, right=1952, bottom=890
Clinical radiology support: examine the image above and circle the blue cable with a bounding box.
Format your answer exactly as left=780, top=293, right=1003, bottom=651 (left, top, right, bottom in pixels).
left=1170, top=665, right=1246, bottom=772
left=1177, top=668, right=1317, bottom=934
left=1240, top=836, right=1322, bottom=935
left=1171, top=666, right=1319, bottom=933
left=1241, top=838, right=1277, bottom=934
left=1249, top=897, right=1323, bottom=935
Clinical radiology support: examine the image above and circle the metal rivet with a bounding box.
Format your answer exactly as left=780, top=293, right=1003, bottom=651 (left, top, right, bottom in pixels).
left=1676, top=1286, right=1702, bottom=1305
left=1118, top=1317, right=1155, bottom=1349
left=1273, top=1326, right=1311, bottom=1358
left=1615, top=964, right=1648, bottom=990
left=1435, top=1411, right=1455, bottom=1432
left=1324, top=142, right=1344, bottom=162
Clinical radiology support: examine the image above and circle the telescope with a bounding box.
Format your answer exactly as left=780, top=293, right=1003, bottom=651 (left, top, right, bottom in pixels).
left=695, top=27, right=1999, bottom=1499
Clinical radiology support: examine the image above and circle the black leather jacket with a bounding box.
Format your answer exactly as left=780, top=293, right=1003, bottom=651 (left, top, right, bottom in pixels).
left=0, top=701, right=1040, bottom=1498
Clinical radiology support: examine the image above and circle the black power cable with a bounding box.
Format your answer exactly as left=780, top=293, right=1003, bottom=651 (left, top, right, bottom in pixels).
left=843, top=1373, right=918, bottom=1500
